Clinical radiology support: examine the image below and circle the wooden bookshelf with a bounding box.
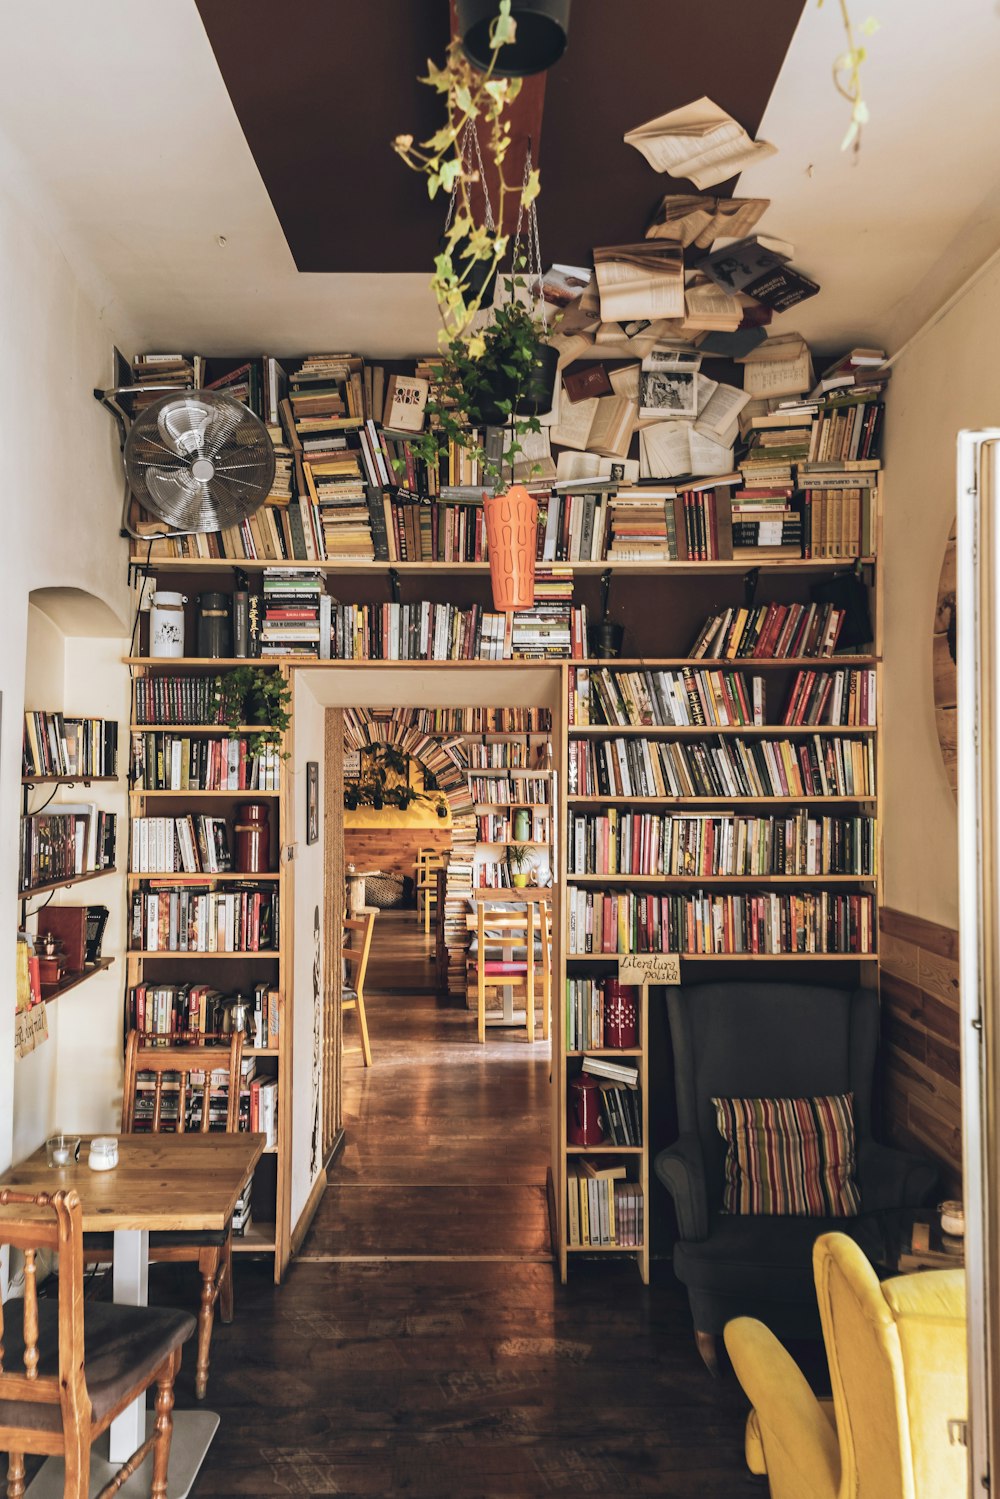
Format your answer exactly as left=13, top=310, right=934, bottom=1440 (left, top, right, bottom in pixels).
left=129, top=556, right=875, bottom=577
left=19, top=867, right=116, bottom=900
left=22, top=775, right=119, bottom=787
left=126, top=665, right=291, bottom=1283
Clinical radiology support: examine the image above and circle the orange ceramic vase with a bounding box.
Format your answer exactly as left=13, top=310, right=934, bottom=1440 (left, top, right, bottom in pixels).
left=483, top=485, right=538, bottom=611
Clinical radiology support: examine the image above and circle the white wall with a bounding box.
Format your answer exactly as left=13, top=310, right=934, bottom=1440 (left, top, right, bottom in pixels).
left=290, top=675, right=326, bottom=1230
left=0, top=130, right=132, bottom=1174
left=881, top=259, right=1000, bottom=929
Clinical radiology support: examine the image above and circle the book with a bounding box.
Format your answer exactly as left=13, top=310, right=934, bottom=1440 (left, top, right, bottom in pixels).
left=623, top=96, right=777, bottom=188
left=550, top=389, right=636, bottom=459
left=639, top=370, right=699, bottom=420
left=592, top=243, right=685, bottom=322
left=382, top=374, right=430, bottom=433
left=639, top=422, right=736, bottom=481
left=644, top=193, right=770, bottom=248
left=701, top=235, right=795, bottom=294
left=562, top=361, right=614, bottom=403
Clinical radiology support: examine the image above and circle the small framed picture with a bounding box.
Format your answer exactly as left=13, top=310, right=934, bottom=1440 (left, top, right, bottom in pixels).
left=306, top=761, right=319, bottom=845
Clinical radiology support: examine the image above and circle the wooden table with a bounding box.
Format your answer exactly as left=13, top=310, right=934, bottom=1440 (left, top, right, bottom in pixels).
left=0, top=1132, right=264, bottom=1499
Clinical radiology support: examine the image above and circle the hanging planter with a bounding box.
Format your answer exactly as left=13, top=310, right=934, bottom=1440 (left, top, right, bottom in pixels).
left=483, top=485, right=538, bottom=612
left=458, top=0, right=572, bottom=76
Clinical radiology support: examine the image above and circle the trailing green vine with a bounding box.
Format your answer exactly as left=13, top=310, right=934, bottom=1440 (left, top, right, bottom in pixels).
left=214, top=667, right=292, bottom=756
left=819, top=0, right=880, bottom=153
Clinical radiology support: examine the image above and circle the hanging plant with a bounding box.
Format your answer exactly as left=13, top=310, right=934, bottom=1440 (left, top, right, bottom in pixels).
left=214, top=667, right=291, bottom=756
left=818, top=0, right=880, bottom=153
left=344, top=745, right=449, bottom=817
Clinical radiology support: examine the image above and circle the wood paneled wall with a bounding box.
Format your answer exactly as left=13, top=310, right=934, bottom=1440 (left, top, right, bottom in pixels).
left=879, top=907, right=962, bottom=1194
left=344, top=828, right=451, bottom=889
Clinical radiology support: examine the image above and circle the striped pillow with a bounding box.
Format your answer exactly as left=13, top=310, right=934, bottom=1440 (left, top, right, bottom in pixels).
left=712, top=1093, right=860, bottom=1217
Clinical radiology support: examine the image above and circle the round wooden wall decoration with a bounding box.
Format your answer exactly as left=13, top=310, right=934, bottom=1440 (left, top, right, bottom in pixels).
left=933, top=519, right=957, bottom=797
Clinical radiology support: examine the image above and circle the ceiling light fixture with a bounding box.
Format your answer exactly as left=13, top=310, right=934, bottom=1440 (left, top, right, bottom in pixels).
left=457, top=0, right=571, bottom=77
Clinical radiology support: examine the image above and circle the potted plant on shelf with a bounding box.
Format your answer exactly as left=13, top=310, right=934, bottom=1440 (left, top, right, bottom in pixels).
left=507, top=843, right=533, bottom=889
left=216, top=666, right=291, bottom=756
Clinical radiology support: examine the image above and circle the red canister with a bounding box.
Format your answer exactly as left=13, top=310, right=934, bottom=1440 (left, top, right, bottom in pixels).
left=568, top=1073, right=606, bottom=1147
left=603, top=980, right=638, bottom=1049
left=234, top=802, right=271, bottom=874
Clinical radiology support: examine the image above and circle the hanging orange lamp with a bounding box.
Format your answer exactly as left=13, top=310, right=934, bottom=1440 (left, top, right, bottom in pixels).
left=483, top=485, right=538, bottom=611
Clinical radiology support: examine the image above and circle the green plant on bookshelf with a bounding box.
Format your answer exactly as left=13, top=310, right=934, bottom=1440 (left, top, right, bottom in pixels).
left=507, top=842, right=533, bottom=888
left=218, top=668, right=291, bottom=755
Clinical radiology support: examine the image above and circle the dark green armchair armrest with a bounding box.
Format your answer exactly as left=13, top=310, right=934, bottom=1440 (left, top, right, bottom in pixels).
left=654, top=1132, right=709, bottom=1241
left=857, top=1139, right=940, bottom=1212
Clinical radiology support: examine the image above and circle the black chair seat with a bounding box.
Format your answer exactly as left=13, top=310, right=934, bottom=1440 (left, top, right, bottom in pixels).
left=0, top=1300, right=195, bottom=1433
left=85, top=1227, right=229, bottom=1251
left=674, top=1211, right=885, bottom=1302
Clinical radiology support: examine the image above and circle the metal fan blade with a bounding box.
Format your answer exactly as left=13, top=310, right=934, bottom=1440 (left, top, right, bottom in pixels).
left=158, top=398, right=214, bottom=457
left=145, top=467, right=218, bottom=531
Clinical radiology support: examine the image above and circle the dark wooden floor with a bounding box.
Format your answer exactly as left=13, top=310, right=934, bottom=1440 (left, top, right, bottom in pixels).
left=156, top=913, right=760, bottom=1497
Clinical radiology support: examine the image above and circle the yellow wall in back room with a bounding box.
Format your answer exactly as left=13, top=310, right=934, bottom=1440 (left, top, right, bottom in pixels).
left=344, top=804, right=453, bottom=830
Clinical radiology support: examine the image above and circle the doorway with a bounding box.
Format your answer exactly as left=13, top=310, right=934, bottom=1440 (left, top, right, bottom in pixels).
left=294, top=662, right=565, bottom=1265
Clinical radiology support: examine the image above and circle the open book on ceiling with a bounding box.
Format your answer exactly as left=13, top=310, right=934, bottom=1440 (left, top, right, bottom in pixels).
left=624, top=97, right=777, bottom=189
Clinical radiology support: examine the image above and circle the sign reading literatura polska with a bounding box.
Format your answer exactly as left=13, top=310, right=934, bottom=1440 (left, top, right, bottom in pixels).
left=618, top=953, right=681, bottom=985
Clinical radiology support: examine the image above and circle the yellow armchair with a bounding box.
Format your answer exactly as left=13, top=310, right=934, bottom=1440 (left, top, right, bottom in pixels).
left=725, top=1232, right=968, bottom=1499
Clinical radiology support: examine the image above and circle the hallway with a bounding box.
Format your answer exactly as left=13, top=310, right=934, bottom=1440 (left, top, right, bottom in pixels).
left=171, top=914, right=759, bottom=1497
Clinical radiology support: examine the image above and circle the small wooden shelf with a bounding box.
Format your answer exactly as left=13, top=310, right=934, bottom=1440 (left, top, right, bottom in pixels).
left=19, top=867, right=116, bottom=900
left=243, top=1047, right=282, bottom=1058
left=473, top=801, right=550, bottom=809
left=41, top=957, right=114, bottom=1005
left=128, top=950, right=282, bottom=960
left=567, top=952, right=878, bottom=963
left=566, top=1048, right=643, bottom=1058
left=126, top=659, right=285, bottom=668
left=477, top=840, right=551, bottom=847
left=566, top=1243, right=645, bottom=1253
left=130, top=789, right=281, bottom=798
left=467, top=766, right=556, bottom=775
left=569, top=725, right=876, bottom=737
left=22, top=774, right=119, bottom=786
left=569, top=873, right=876, bottom=885
left=566, top=1145, right=644, bottom=1155
left=232, top=1220, right=276, bottom=1253
left=127, top=872, right=280, bottom=884
left=566, top=795, right=875, bottom=806
left=573, top=657, right=878, bottom=669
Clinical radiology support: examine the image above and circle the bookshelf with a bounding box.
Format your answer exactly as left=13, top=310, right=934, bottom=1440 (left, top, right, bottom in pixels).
left=126, top=661, right=291, bottom=1280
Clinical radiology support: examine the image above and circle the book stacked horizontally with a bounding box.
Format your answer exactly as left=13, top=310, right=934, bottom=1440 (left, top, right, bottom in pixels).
left=260, top=568, right=325, bottom=658
left=606, top=488, right=678, bottom=560
left=130, top=353, right=202, bottom=411
left=289, top=354, right=366, bottom=428
left=303, top=450, right=374, bottom=561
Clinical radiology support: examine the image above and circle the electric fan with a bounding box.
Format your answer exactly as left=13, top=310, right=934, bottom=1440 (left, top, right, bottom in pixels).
left=122, top=390, right=275, bottom=534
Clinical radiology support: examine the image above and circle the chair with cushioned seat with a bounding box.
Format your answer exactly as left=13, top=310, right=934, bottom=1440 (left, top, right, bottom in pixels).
left=725, top=1231, right=968, bottom=1498
left=86, top=1031, right=244, bottom=1402
left=474, top=899, right=550, bottom=1044
left=0, top=1186, right=195, bottom=1499
left=653, top=982, right=939, bottom=1371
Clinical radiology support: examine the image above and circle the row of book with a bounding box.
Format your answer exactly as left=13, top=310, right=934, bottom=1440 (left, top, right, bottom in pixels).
left=321, top=599, right=589, bottom=663
left=570, top=665, right=876, bottom=730
left=131, top=1055, right=256, bottom=1133
left=783, top=669, right=876, bottom=727
left=473, top=863, right=535, bottom=889
left=465, top=741, right=543, bottom=769
left=19, top=808, right=117, bottom=893
left=582, top=666, right=765, bottom=729
left=566, top=735, right=876, bottom=800
left=566, top=980, right=640, bottom=1053
left=23, top=714, right=119, bottom=781
left=567, top=811, right=877, bottom=878
left=130, top=816, right=242, bottom=874
left=468, top=777, right=550, bottom=806
left=134, top=676, right=234, bottom=727
left=411, top=708, right=552, bottom=734
left=802, top=485, right=877, bottom=559
left=129, top=887, right=279, bottom=954
left=690, top=601, right=852, bottom=660
left=130, top=735, right=281, bottom=792
left=567, top=888, right=877, bottom=955
left=581, top=1069, right=643, bottom=1148
left=127, top=982, right=280, bottom=1049
left=566, top=1163, right=644, bottom=1248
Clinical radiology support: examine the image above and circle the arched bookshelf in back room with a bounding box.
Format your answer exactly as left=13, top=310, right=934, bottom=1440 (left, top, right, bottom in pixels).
left=16, top=585, right=130, bottom=1161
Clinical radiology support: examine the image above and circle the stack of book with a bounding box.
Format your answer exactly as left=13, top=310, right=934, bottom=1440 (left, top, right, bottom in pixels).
left=303, top=451, right=374, bottom=561
left=731, top=485, right=802, bottom=559
left=20, top=806, right=117, bottom=891
left=606, top=488, right=677, bottom=560
left=130, top=353, right=201, bottom=409
left=566, top=1164, right=644, bottom=1248
left=289, top=354, right=366, bottom=426
left=261, top=569, right=325, bottom=658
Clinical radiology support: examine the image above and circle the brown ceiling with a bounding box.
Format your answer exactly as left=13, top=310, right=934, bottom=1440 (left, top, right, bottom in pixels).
left=194, top=0, right=806, bottom=274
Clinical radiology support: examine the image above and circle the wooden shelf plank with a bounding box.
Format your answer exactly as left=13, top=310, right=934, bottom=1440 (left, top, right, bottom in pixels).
left=232, top=1219, right=276, bottom=1253
left=130, top=789, right=281, bottom=798
left=125, top=655, right=880, bottom=671
left=22, top=775, right=119, bottom=786
left=41, top=957, right=114, bottom=1005
left=565, top=795, right=875, bottom=805
left=19, top=867, right=117, bottom=900
left=127, top=872, right=280, bottom=884
left=569, top=874, right=876, bottom=885
left=128, top=950, right=282, bottom=960
left=566, top=1049, right=643, bottom=1058
left=130, top=724, right=274, bottom=733
left=566, top=1145, right=644, bottom=1155
left=566, top=952, right=878, bottom=963
left=569, top=725, right=876, bottom=737
left=130, top=557, right=875, bottom=576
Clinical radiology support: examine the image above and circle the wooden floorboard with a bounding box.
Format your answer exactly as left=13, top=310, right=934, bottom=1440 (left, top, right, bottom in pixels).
left=145, top=913, right=763, bottom=1496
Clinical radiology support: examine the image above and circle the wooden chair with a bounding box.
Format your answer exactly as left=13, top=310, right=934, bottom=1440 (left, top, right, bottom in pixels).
left=0, top=1187, right=195, bottom=1499
left=474, top=898, right=551, bottom=1045
left=342, top=911, right=376, bottom=1067
left=415, top=848, right=447, bottom=936
left=91, top=1031, right=244, bottom=1402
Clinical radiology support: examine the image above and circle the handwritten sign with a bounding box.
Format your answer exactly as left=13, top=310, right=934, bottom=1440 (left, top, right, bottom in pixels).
left=618, top=953, right=681, bottom=985
left=15, top=1003, right=49, bottom=1060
